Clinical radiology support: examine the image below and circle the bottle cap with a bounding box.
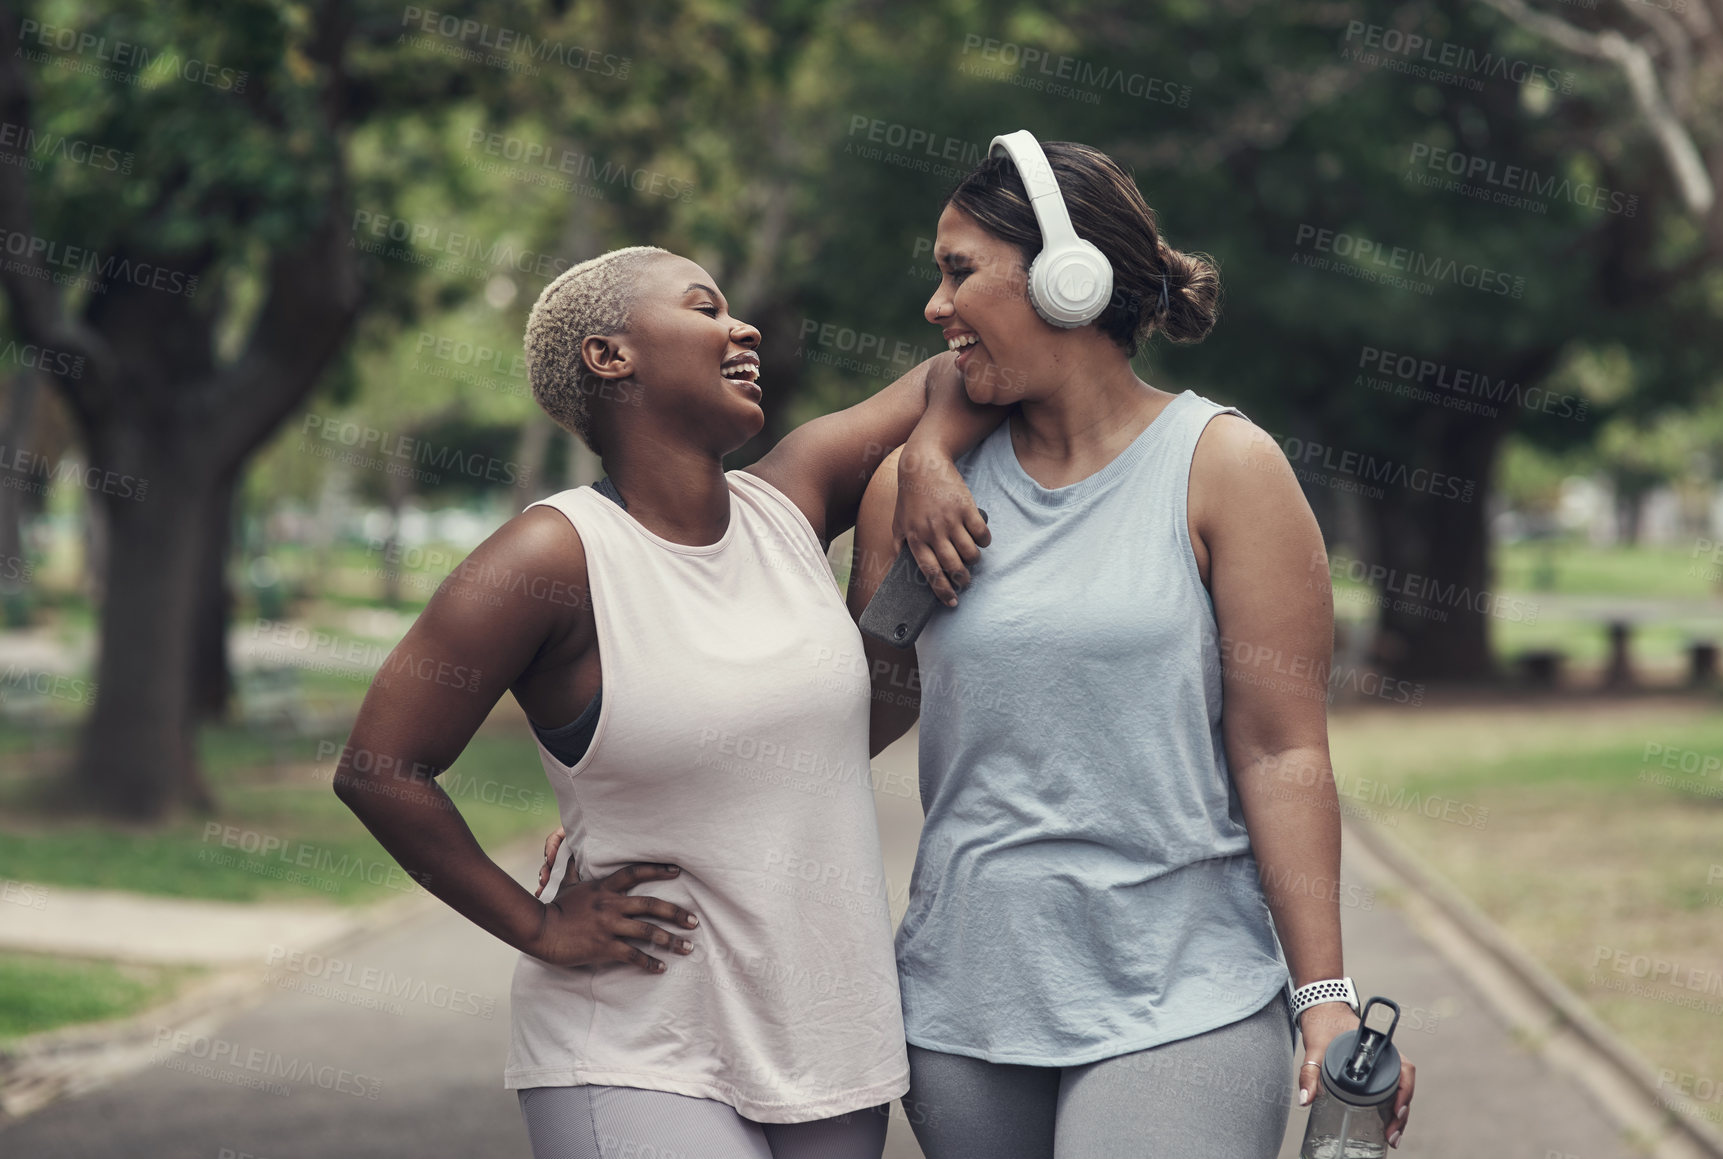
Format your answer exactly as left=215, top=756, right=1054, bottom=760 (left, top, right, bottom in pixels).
left=1320, top=996, right=1402, bottom=1107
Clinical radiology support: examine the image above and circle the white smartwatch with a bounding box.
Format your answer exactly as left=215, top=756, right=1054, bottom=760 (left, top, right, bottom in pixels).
left=1290, top=976, right=1359, bottom=1023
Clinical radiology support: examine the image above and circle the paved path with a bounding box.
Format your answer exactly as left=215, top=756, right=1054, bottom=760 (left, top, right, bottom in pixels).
left=2, top=728, right=1646, bottom=1159
left=0, top=886, right=379, bottom=966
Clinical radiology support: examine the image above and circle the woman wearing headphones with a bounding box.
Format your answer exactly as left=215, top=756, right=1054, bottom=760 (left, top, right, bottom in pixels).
left=846, top=134, right=1418, bottom=1158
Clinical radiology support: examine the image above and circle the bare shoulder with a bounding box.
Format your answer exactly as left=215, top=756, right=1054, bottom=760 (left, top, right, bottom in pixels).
left=1190, top=412, right=1300, bottom=523
left=853, top=447, right=903, bottom=560
left=1192, top=411, right=1287, bottom=478
left=455, top=503, right=588, bottom=586
left=428, top=502, right=593, bottom=643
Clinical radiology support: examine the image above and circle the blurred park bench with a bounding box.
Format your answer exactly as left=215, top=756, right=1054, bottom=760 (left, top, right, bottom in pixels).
left=1514, top=622, right=1720, bottom=690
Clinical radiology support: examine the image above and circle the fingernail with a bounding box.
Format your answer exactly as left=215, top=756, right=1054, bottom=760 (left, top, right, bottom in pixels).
left=680, top=940, right=692, bottom=952
left=665, top=865, right=679, bottom=873
left=687, top=915, right=698, bottom=927
left=1388, top=1130, right=1401, bottom=1146
left=1298, top=1088, right=1309, bottom=1106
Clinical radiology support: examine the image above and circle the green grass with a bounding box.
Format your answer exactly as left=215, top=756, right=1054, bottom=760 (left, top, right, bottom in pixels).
left=0, top=952, right=204, bottom=1042
left=1495, top=539, right=1719, bottom=600
left=1330, top=698, right=1723, bottom=1093
left=0, top=694, right=554, bottom=1043
left=1326, top=538, right=1723, bottom=670
left=0, top=723, right=555, bottom=905
left=1491, top=615, right=1723, bottom=668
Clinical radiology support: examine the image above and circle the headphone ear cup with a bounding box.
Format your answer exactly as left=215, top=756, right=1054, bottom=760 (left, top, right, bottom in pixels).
left=1027, top=241, right=1114, bottom=328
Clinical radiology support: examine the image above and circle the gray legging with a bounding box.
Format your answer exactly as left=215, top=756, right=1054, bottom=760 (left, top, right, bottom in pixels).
left=903, top=991, right=1295, bottom=1159
left=517, top=1083, right=889, bottom=1159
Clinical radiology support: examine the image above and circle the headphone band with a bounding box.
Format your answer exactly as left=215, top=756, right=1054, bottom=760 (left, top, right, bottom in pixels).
left=988, top=130, right=1084, bottom=254
left=983, top=129, right=1115, bottom=329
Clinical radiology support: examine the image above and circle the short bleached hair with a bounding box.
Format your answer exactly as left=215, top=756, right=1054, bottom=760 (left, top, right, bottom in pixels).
left=525, top=245, right=671, bottom=453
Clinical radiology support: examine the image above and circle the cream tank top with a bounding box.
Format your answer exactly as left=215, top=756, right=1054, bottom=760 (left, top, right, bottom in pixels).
left=504, top=471, right=909, bottom=1122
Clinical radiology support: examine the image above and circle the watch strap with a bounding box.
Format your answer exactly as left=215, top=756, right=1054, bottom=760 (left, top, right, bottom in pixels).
left=1290, top=976, right=1359, bottom=1022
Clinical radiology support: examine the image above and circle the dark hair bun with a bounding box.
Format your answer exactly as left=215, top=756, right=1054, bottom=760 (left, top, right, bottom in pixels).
left=1156, top=246, right=1220, bottom=345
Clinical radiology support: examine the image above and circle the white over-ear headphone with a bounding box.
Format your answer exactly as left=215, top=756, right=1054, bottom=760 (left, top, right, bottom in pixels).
left=987, top=130, right=1115, bottom=328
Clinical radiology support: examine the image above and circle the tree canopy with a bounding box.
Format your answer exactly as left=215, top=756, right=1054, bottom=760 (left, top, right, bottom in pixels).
left=1, top=0, right=1719, bottom=816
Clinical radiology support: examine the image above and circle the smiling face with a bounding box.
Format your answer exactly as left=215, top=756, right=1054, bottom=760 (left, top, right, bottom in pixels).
left=924, top=204, right=1063, bottom=406
left=582, top=254, right=764, bottom=457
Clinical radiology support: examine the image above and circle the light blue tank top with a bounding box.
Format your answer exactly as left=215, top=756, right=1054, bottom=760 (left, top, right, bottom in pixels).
left=897, top=389, right=1295, bottom=1066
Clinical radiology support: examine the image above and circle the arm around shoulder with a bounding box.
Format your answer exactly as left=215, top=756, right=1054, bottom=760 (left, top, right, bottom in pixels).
left=750, top=351, right=1004, bottom=545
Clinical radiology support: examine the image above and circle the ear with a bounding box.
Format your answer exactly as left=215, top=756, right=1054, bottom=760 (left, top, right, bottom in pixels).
left=580, top=335, right=633, bottom=381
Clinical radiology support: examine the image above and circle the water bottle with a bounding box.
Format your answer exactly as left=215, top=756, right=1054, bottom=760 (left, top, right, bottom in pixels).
left=1299, top=996, right=1402, bottom=1159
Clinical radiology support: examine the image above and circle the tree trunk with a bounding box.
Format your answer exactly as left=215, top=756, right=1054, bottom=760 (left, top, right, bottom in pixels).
left=190, top=467, right=237, bottom=721
left=0, top=371, right=38, bottom=624
left=73, top=464, right=215, bottom=818
left=82, top=482, right=108, bottom=610
left=1615, top=486, right=1645, bottom=546
left=380, top=463, right=412, bottom=607
left=1361, top=419, right=1506, bottom=682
